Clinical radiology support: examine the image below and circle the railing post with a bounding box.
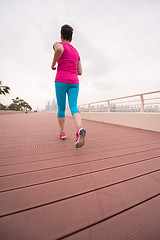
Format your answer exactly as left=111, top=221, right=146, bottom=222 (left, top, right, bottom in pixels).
left=140, top=94, right=144, bottom=112
left=88, top=104, right=91, bottom=112
left=107, top=100, right=111, bottom=112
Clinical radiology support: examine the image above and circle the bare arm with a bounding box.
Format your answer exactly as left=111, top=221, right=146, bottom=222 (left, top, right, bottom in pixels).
left=51, top=43, right=64, bottom=70
left=77, top=60, right=82, bottom=75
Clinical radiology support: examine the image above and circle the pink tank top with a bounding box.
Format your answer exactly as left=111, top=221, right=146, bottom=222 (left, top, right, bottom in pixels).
left=55, top=42, right=80, bottom=84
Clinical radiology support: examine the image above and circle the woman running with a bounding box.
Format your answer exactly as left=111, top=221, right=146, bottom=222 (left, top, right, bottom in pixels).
left=51, top=24, right=86, bottom=148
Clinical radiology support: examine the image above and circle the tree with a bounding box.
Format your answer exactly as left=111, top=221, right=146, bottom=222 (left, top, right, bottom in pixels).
left=0, top=103, right=6, bottom=110
left=0, top=81, right=10, bottom=110
left=24, top=102, right=28, bottom=112
left=19, top=99, right=25, bottom=111
left=0, top=81, right=10, bottom=95
left=12, top=97, right=20, bottom=111
left=8, top=103, right=16, bottom=111
left=11, top=98, right=32, bottom=112
left=22, top=102, right=30, bottom=112
left=26, top=104, right=32, bottom=112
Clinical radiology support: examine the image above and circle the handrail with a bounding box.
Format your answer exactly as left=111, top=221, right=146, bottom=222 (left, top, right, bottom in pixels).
left=78, top=90, right=160, bottom=113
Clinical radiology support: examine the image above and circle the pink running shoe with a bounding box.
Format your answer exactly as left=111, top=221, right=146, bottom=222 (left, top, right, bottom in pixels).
left=60, top=132, right=66, bottom=140
left=75, top=127, right=86, bottom=148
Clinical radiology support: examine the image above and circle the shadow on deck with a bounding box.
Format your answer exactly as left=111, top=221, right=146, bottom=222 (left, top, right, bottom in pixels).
left=0, top=112, right=160, bottom=240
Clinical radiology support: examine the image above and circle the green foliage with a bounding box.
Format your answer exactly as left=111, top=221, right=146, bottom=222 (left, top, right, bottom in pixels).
left=0, top=103, right=6, bottom=110
left=0, top=81, right=10, bottom=95
left=11, top=98, right=32, bottom=111
left=0, top=81, right=32, bottom=111
left=8, top=103, right=16, bottom=111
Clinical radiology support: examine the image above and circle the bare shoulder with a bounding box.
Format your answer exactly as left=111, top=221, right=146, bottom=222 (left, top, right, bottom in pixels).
left=53, top=42, right=63, bottom=51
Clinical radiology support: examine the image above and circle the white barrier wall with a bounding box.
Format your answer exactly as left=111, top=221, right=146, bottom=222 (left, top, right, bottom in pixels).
left=66, top=112, right=160, bottom=132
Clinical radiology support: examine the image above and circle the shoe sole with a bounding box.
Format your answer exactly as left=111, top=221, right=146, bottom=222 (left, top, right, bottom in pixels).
left=60, top=136, right=67, bottom=140
left=75, top=129, right=86, bottom=148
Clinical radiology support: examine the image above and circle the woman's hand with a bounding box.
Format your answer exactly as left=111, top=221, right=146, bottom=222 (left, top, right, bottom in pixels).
left=77, top=60, right=82, bottom=75
left=51, top=65, right=56, bottom=70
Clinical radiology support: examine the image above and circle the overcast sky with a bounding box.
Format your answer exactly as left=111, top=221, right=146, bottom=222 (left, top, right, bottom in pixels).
left=0, top=0, right=160, bottom=110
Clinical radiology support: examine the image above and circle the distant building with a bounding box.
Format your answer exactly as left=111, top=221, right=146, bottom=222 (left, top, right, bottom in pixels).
left=80, top=103, right=160, bottom=113
left=44, top=98, right=57, bottom=112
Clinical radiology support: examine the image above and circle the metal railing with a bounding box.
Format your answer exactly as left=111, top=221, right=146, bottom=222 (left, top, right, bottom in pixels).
left=78, top=90, right=160, bottom=113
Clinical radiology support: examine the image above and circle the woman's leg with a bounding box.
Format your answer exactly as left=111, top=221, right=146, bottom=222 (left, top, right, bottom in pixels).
left=73, top=113, right=81, bottom=129
left=67, top=84, right=81, bottom=128
left=55, top=82, right=67, bottom=132
left=67, top=84, right=86, bottom=148
left=58, top=118, right=65, bottom=133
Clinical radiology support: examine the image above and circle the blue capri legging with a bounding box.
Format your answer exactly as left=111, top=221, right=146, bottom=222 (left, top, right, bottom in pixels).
left=55, top=81, right=80, bottom=118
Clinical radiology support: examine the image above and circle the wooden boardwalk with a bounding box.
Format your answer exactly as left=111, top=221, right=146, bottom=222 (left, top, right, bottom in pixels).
left=0, top=112, right=160, bottom=240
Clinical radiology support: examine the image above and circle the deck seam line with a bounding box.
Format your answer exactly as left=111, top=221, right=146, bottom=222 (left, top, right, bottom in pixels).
left=0, top=157, right=160, bottom=192
left=0, top=140, right=159, bottom=160
left=1, top=133, right=159, bottom=145
left=57, top=194, right=160, bottom=240
left=0, top=147, right=160, bottom=167
left=1, top=134, right=159, bottom=147
left=1, top=169, right=159, bottom=218
left=1, top=137, right=159, bottom=151
left=0, top=154, right=159, bottom=178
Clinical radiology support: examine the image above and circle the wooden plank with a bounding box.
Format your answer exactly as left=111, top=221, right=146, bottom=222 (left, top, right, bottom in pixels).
left=1, top=129, right=159, bottom=150
left=0, top=159, right=159, bottom=216
left=0, top=174, right=159, bottom=240
left=1, top=149, right=160, bottom=192
left=1, top=132, right=159, bottom=165
left=0, top=143, right=160, bottom=177
left=0, top=135, right=159, bottom=157
left=65, top=195, right=160, bottom=240
left=1, top=114, right=160, bottom=159
left=1, top=113, right=160, bottom=240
